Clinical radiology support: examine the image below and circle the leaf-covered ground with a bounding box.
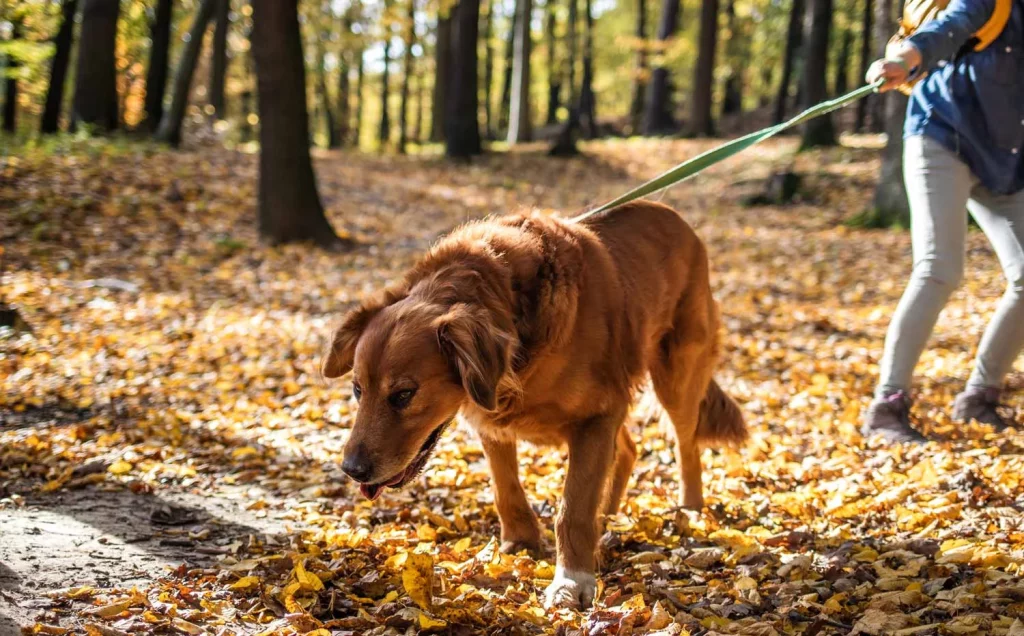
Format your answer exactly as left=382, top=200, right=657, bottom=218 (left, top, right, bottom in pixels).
left=2, top=137, right=1024, bottom=636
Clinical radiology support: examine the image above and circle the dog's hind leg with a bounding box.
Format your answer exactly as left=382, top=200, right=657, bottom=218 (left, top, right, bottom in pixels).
left=650, top=274, right=718, bottom=511
left=480, top=434, right=543, bottom=556
left=603, top=425, right=637, bottom=516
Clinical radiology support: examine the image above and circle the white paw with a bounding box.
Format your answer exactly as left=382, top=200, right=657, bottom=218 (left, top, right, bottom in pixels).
left=543, top=566, right=597, bottom=609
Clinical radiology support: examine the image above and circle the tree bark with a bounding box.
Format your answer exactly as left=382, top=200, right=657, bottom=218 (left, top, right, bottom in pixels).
left=317, top=39, right=339, bottom=148
left=799, top=0, right=835, bottom=148
left=507, top=0, right=533, bottom=143
left=629, top=0, right=647, bottom=132
left=498, top=5, right=517, bottom=132
left=41, top=0, right=79, bottom=134
left=870, top=0, right=895, bottom=131
left=355, top=48, right=365, bottom=145
left=773, top=0, right=805, bottom=124
left=445, top=0, right=483, bottom=158
left=858, top=92, right=909, bottom=226
left=251, top=0, right=343, bottom=247
left=545, top=0, right=561, bottom=125
left=721, top=0, right=742, bottom=116
left=578, top=0, right=596, bottom=138
left=854, top=0, right=873, bottom=131
left=688, top=0, right=719, bottom=137
left=209, top=0, right=229, bottom=120
left=155, top=0, right=217, bottom=145
left=399, top=0, right=416, bottom=152
left=565, top=0, right=577, bottom=105
left=482, top=0, right=495, bottom=138
left=379, top=0, right=393, bottom=146
left=430, top=15, right=451, bottom=141
left=71, top=0, right=121, bottom=132
left=642, top=0, right=680, bottom=134
left=3, top=21, right=20, bottom=133
left=833, top=27, right=852, bottom=97
left=337, top=15, right=352, bottom=146
left=414, top=62, right=425, bottom=142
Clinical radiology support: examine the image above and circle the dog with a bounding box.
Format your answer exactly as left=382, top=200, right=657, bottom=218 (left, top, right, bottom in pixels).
left=321, top=200, right=747, bottom=608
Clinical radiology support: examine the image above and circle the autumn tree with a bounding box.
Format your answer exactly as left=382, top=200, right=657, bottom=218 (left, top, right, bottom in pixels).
left=210, top=0, right=230, bottom=120
left=142, top=0, right=173, bottom=132
left=399, top=0, right=417, bottom=152
left=773, top=0, right=804, bottom=124
left=799, top=0, right=836, bottom=148
left=379, top=0, right=393, bottom=146
left=482, top=0, right=495, bottom=137
left=40, top=0, right=78, bottom=134
left=507, top=0, right=533, bottom=143
left=643, top=0, right=681, bottom=134
left=629, top=0, right=648, bottom=132
left=545, top=0, right=560, bottom=125
left=721, top=0, right=742, bottom=116
left=498, top=5, right=517, bottom=132
left=156, top=0, right=217, bottom=145
left=688, top=0, right=719, bottom=137
left=855, top=0, right=873, bottom=131
left=430, top=14, right=451, bottom=142
left=445, top=0, right=483, bottom=158
left=71, top=0, right=121, bottom=132
left=3, top=17, right=20, bottom=133
left=250, top=0, right=344, bottom=247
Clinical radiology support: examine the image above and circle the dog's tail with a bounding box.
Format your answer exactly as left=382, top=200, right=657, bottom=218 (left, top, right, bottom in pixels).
left=696, top=379, right=748, bottom=446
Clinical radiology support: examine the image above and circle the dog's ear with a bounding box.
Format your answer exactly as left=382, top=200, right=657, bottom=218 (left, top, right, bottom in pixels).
left=322, top=289, right=405, bottom=379
left=434, top=303, right=513, bottom=411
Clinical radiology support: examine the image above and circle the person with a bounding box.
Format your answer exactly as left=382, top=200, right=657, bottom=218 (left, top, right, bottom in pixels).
left=862, top=0, right=1024, bottom=443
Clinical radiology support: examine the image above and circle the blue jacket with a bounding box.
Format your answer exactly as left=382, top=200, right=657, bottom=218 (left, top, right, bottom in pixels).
left=906, top=0, right=1024, bottom=194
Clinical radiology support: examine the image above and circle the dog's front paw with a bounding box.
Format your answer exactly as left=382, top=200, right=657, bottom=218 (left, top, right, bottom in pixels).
left=543, top=566, right=596, bottom=609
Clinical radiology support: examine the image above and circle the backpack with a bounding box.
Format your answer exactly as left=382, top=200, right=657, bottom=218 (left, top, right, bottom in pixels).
left=887, top=0, right=1013, bottom=94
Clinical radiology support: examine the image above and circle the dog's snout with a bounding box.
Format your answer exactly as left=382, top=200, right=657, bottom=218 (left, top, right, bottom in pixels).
left=341, top=450, right=373, bottom=483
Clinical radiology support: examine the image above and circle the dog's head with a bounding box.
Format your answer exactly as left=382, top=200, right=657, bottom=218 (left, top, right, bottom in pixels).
left=322, top=291, right=515, bottom=500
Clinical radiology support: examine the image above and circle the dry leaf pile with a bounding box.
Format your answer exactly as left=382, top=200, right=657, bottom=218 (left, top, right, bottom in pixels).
left=2, top=137, right=1024, bottom=635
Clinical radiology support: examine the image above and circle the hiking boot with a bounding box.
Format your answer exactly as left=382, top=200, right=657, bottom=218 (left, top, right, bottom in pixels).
left=952, top=387, right=1015, bottom=430
left=861, top=391, right=927, bottom=444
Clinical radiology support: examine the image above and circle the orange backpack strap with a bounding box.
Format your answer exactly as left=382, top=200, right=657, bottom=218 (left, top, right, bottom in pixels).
left=973, top=0, right=1013, bottom=51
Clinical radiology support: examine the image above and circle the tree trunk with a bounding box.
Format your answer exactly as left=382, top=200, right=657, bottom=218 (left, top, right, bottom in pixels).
left=507, top=0, right=533, bottom=143
left=688, top=0, right=719, bottom=137
left=445, top=0, right=483, bottom=158
left=155, top=0, right=217, bottom=145
left=430, top=15, right=451, bottom=142
left=870, top=0, right=895, bottom=131
left=399, top=0, right=416, bottom=152
left=578, top=0, right=596, bottom=138
left=498, top=5, right=517, bottom=132
left=71, top=0, right=121, bottom=132
left=317, top=40, right=339, bottom=148
left=379, top=0, right=392, bottom=146
left=854, top=0, right=873, bottom=131
left=414, top=64, right=425, bottom=141
left=250, top=0, right=343, bottom=248
left=41, top=0, right=79, bottom=134
left=629, top=0, right=647, bottom=132
left=858, top=91, right=909, bottom=226
left=721, top=0, right=742, bottom=116
left=833, top=27, right=852, bottom=97
left=355, top=49, right=365, bottom=146
left=545, top=0, right=560, bottom=125
left=3, top=21, right=20, bottom=133
left=565, top=0, right=577, bottom=105
left=482, top=0, right=495, bottom=138
left=209, top=0, right=229, bottom=120
left=337, top=19, right=351, bottom=146
left=642, top=0, right=680, bottom=134
left=799, top=0, right=835, bottom=148
left=773, top=0, right=805, bottom=124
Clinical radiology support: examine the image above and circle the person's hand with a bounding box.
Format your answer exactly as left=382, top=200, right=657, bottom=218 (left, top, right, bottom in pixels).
left=866, top=43, right=923, bottom=92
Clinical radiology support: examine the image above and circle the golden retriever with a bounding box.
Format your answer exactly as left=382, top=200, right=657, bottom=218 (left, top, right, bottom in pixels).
left=321, top=200, right=746, bottom=608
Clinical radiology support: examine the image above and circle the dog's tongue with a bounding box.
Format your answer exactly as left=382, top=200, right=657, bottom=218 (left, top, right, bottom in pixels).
left=358, top=469, right=409, bottom=501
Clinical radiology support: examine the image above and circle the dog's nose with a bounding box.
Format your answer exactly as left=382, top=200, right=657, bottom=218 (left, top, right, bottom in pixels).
left=341, top=453, right=373, bottom=483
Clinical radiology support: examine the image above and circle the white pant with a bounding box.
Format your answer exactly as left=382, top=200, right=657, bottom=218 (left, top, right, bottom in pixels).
left=877, top=135, right=1024, bottom=396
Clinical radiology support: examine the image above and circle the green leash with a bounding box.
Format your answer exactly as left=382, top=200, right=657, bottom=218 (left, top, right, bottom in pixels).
left=573, top=80, right=884, bottom=222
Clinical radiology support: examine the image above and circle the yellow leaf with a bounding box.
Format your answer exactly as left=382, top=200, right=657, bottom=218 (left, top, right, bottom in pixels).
left=417, top=612, right=447, bottom=630
left=294, top=559, right=324, bottom=591
left=402, top=552, right=434, bottom=610
left=107, top=460, right=132, bottom=475
left=452, top=537, right=472, bottom=553
left=170, top=618, right=203, bottom=635
left=83, top=600, right=132, bottom=618
left=230, top=576, right=261, bottom=592
left=621, top=593, right=646, bottom=611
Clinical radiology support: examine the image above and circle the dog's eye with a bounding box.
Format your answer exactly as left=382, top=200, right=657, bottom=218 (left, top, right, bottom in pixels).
left=388, top=388, right=416, bottom=410
left=352, top=383, right=362, bottom=401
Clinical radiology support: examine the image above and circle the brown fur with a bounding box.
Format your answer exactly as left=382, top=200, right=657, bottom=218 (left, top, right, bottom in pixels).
left=322, top=200, right=747, bottom=606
